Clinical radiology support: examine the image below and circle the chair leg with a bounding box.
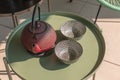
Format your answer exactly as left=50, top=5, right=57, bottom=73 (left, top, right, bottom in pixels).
left=69, top=0, right=73, bottom=2
left=11, top=13, right=18, bottom=28
left=40, top=0, right=50, bottom=12
left=94, top=4, right=102, bottom=24
left=92, top=73, right=96, bottom=80
left=3, top=57, right=13, bottom=80
left=47, top=0, right=51, bottom=12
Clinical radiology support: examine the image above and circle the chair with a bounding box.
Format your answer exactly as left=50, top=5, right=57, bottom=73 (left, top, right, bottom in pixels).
left=69, top=0, right=120, bottom=24
left=0, top=0, right=51, bottom=28
left=94, top=0, right=120, bottom=24
left=14, top=0, right=51, bottom=27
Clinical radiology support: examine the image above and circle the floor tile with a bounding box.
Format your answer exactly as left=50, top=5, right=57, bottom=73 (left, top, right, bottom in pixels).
left=95, top=61, right=120, bottom=80
left=0, top=75, right=9, bottom=80
left=0, top=74, right=21, bottom=80
left=80, top=2, right=99, bottom=23
left=97, top=6, right=120, bottom=19
left=96, top=19, right=120, bottom=65
left=87, top=0, right=100, bottom=5
left=51, top=0, right=87, bottom=14
left=12, top=75, right=21, bottom=80
left=0, top=26, right=11, bottom=43
left=87, top=76, right=93, bottom=80
left=0, top=16, right=14, bottom=29
left=0, top=52, right=6, bottom=70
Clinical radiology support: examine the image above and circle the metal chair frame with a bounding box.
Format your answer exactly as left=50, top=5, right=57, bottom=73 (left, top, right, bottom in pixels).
left=8, top=0, right=51, bottom=28
left=3, top=57, right=13, bottom=80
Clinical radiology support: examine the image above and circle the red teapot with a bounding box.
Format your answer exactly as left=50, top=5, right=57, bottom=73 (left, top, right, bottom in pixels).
left=21, top=4, right=57, bottom=55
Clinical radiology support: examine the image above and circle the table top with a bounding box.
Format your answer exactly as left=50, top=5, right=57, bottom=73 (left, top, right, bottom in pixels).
left=6, top=12, right=105, bottom=80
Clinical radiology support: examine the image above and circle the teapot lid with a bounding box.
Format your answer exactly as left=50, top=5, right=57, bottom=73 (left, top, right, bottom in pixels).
left=29, top=21, right=48, bottom=34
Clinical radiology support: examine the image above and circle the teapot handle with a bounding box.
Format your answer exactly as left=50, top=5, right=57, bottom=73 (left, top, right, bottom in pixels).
left=31, top=3, right=41, bottom=33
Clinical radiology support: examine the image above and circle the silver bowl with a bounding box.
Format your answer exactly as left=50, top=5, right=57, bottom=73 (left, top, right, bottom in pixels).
left=61, top=20, right=86, bottom=40
left=55, top=40, right=83, bottom=64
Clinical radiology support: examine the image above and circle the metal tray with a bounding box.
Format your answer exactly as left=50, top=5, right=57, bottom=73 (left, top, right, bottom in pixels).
left=6, top=12, right=105, bottom=80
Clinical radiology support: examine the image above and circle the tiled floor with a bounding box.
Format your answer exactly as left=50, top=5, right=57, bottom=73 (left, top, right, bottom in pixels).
left=0, top=0, right=120, bottom=80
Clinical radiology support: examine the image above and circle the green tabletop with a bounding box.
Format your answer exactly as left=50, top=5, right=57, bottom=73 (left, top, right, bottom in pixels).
left=6, top=12, right=105, bottom=80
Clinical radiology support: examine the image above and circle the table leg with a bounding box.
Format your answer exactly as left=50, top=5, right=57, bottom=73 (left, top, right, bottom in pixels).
left=3, top=57, right=13, bottom=80
left=12, top=13, right=18, bottom=28
left=69, top=0, right=73, bottom=2
left=47, top=0, right=51, bottom=12
left=92, top=73, right=96, bottom=80
left=94, top=4, right=102, bottom=24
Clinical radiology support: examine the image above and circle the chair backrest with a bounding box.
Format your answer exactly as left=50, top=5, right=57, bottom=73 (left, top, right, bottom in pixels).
left=98, top=0, right=120, bottom=11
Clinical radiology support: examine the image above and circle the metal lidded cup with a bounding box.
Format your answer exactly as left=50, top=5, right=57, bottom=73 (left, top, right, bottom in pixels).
left=60, top=20, right=86, bottom=40
left=55, top=40, right=83, bottom=64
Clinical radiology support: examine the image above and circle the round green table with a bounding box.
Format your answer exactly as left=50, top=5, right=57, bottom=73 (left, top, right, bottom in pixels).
left=6, top=12, right=105, bottom=80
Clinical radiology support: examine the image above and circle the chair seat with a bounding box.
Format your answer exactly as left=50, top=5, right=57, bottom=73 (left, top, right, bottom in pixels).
left=98, top=0, right=120, bottom=11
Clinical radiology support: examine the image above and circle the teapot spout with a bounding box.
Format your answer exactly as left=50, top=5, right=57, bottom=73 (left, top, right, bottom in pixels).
left=32, top=44, right=42, bottom=54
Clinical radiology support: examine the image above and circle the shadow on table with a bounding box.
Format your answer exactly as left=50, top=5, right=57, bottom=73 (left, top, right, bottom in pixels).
left=39, top=52, right=70, bottom=70
left=39, top=30, right=70, bottom=70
